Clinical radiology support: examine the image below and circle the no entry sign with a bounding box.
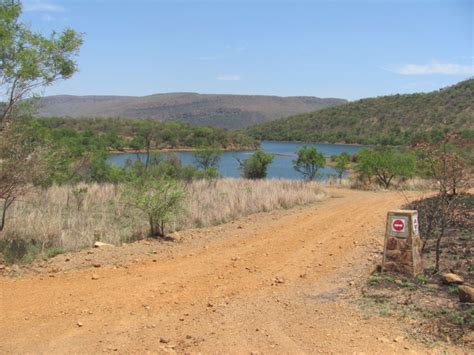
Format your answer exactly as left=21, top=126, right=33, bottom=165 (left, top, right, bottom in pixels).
left=392, top=219, right=405, bottom=232
left=383, top=210, right=422, bottom=276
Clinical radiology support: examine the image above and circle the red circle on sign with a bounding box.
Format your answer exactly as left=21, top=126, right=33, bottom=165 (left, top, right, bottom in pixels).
left=392, top=219, right=405, bottom=231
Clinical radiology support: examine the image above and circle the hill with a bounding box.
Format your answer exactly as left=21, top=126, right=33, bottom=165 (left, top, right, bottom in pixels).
left=246, top=79, right=474, bottom=145
left=36, top=93, right=347, bottom=130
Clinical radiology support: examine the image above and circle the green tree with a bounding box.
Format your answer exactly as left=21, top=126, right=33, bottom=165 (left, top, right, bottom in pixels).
left=355, top=147, right=416, bottom=188
left=0, top=0, right=83, bottom=129
left=123, top=177, right=187, bottom=238
left=293, top=145, right=326, bottom=181
left=0, top=0, right=82, bottom=229
left=334, top=152, right=351, bottom=180
left=192, top=146, right=222, bottom=170
left=239, top=150, right=274, bottom=179
left=0, top=120, right=50, bottom=230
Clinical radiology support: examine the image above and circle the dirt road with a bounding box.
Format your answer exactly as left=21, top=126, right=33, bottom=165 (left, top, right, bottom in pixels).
left=0, top=188, right=464, bottom=354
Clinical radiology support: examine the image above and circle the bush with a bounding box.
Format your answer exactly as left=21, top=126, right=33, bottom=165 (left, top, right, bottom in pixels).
left=293, top=145, right=326, bottom=181
left=192, top=146, right=222, bottom=170
left=355, top=147, right=416, bottom=188
left=239, top=150, right=274, bottom=179
left=122, top=177, right=187, bottom=238
left=334, top=152, right=351, bottom=180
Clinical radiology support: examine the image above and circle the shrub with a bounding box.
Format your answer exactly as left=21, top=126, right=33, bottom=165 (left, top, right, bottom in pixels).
left=293, top=145, right=326, bottom=181
left=122, top=177, right=187, bottom=238
left=334, top=152, right=351, bottom=180
left=355, top=147, right=416, bottom=188
left=192, top=146, right=223, bottom=170
left=239, top=150, right=274, bottom=179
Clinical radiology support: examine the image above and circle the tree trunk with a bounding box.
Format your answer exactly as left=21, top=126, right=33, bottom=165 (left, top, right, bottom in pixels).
left=149, top=216, right=155, bottom=238
left=435, top=209, right=447, bottom=272
left=435, top=230, right=443, bottom=272
left=0, top=197, right=14, bottom=231
left=145, top=143, right=151, bottom=170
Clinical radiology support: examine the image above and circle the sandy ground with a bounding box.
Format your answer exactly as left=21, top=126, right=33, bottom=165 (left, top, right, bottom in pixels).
left=0, top=188, right=468, bottom=354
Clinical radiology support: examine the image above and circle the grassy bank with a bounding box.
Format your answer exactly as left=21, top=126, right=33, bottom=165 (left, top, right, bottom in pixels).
left=0, top=179, right=327, bottom=264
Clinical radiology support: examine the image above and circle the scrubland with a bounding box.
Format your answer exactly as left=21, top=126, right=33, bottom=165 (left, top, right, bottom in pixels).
left=1, top=179, right=326, bottom=262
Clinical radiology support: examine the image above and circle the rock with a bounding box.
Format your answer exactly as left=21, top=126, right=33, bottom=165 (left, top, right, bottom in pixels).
left=383, top=261, right=400, bottom=272
left=77, top=321, right=83, bottom=327
left=385, top=250, right=401, bottom=260
left=0, top=264, right=5, bottom=270
left=91, top=274, right=100, bottom=280
left=393, top=336, right=404, bottom=343
left=274, top=276, right=285, bottom=284
left=386, top=237, right=398, bottom=250
left=441, top=272, right=464, bottom=284
left=458, top=285, right=474, bottom=303
left=92, top=263, right=101, bottom=268
left=94, top=241, right=113, bottom=248
left=159, top=337, right=170, bottom=344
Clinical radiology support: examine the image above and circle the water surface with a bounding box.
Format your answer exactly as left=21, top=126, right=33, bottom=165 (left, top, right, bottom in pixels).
left=107, top=141, right=362, bottom=180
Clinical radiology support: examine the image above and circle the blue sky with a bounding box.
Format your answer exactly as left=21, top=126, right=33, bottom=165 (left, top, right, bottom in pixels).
left=21, top=0, right=473, bottom=100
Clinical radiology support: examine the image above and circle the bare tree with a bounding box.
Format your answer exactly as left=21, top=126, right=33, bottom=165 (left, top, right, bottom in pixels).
left=416, top=134, right=472, bottom=271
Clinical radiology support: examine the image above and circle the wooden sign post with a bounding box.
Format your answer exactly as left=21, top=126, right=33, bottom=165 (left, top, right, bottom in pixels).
left=382, top=210, right=423, bottom=276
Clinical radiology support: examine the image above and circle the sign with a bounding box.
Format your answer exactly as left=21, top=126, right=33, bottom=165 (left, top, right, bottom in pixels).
left=392, top=219, right=405, bottom=232
left=383, top=210, right=423, bottom=276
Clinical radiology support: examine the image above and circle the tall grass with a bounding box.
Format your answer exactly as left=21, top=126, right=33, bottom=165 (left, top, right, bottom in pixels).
left=1, top=179, right=326, bottom=261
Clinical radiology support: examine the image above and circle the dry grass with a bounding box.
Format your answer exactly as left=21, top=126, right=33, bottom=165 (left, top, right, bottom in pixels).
left=1, top=179, right=326, bottom=260
left=350, top=177, right=435, bottom=191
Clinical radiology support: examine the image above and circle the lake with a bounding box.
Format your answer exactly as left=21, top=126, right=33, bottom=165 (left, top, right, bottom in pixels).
left=107, top=141, right=362, bottom=180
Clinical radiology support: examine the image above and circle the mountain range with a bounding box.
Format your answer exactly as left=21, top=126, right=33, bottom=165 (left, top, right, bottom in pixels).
left=36, top=93, right=347, bottom=130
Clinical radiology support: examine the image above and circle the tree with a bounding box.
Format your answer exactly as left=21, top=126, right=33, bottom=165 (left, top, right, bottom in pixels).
left=293, top=145, right=325, bottom=181
left=238, top=150, right=274, bottom=179
left=0, top=120, right=50, bottom=230
left=0, top=0, right=82, bottom=230
left=334, top=152, right=350, bottom=180
left=355, top=147, right=416, bottom=188
left=415, top=134, right=471, bottom=271
left=192, top=146, right=222, bottom=170
left=123, top=177, right=187, bottom=238
left=0, top=0, right=83, bottom=130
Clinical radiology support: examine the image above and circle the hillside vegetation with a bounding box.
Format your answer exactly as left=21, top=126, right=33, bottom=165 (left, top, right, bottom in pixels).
left=247, top=79, right=474, bottom=145
left=38, top=117, right=257, bottom=151
left=35, top=93, right=347, bottom=129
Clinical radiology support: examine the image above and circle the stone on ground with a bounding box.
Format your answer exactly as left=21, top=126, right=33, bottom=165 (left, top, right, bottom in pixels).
left=458, top=285, right=474, bottom=303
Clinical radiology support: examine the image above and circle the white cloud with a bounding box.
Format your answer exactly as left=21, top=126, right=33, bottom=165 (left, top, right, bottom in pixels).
left=24, top=1, right=65, bottom=13
left=217, top=74, right=241, bottom=81
left=385, top=60, right=474, bottom=75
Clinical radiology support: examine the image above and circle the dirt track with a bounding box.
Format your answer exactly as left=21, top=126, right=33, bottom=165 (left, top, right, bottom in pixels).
left=0, top=188, right=466, bottom=354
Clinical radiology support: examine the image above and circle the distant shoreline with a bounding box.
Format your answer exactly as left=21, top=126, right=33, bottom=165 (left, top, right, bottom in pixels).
left=109, top=140, right=364, bottom=156
left=108, top=146, right=255, bottom=155
left=263, top=140, right=369, bottom=147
